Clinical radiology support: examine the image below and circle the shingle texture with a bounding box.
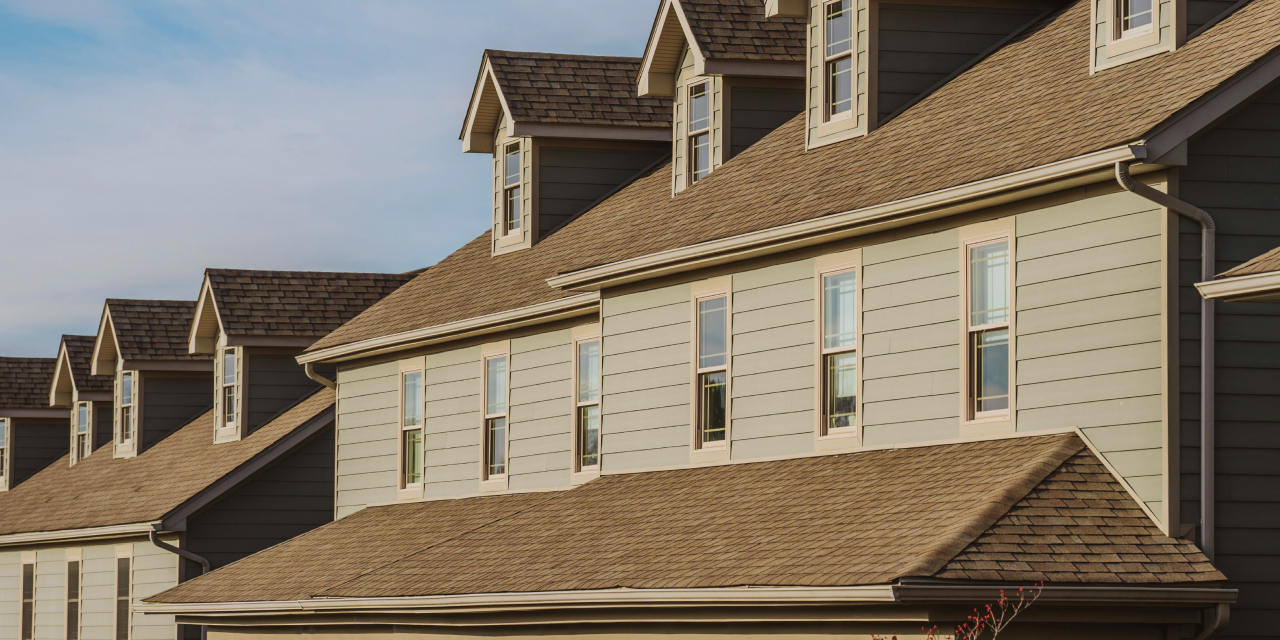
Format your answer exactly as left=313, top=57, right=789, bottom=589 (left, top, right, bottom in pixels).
left=1217, top=245, right=1280, bottom=278
left=680, top=0, right=807, bottom=62
left=0, top=358, right=57, bottom=410
left=487, top=51, right=672, bottom=128
left=60, top=335, right=112, bottom=394
left=107, top=299, right=209, bottom=362
left=309, top=0, right=1280, bottom=353
left=206, top=269, right=418, bottom=338
left=0, top=387, right=334, bottom=535
left=147, top=434, right=1222, bottom=605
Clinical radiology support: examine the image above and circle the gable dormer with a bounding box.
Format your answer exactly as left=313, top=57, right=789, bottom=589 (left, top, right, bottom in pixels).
left=0, top=357, right=68, bottom=491
left=461, top=51, right=672, bottom=255
left=639, top=0, right=807, bottom=192
left=92, top=299, right=213, bottom=458
left=49, top=334, right=113, bottom=465
left=188, top=269, right=415, bottom=442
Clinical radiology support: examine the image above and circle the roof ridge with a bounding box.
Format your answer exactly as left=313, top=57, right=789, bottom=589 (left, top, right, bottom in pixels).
left=205, top=268, right=416, bottom=278
left=485, top=49, right=642, bottom=63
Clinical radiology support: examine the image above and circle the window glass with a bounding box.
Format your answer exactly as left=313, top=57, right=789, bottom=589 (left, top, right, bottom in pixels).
left=78, top=404, right=89, bottom=435
left=67, top=560, right=80, bottom=640
left=973, top=328, right=1010, bottom=412
left=827, top=353, right=857, bottom=432
left=121, top=373, right=132, bottom=406
left=0, top=418, right=7, bottom=478
left=505, top=186, right=521, bottom=233
left=1121, top=0, right=1153, bottom=32
left=577, top=341, right=600, bottom=403
left=698, top=297, right=727, bottom=369
left=579, top=405, right=600, bottom=468
left=828, top=57, right=853, bottom=117
left=825, top=0, right=853, bottom=57
left=690, top=133, right=711, bottom=183
left=402, top=428, right=422, bottom=485
left=699, top=371, right=727, bottom=444
left=403, top=371, right=423, bottom=427
left=823, top=271, right=857, bottom=349
left=223, top=350, right=236, bottom=386
left=689, top=83, right=710, bottom=133
left=504, top=144, right=520, bottom=187
left=114, top=558, right=129, bottom=640
left=969, top=241, right=1009, bottom=326
left=487, top=417, right=506, bottom=476
left=486, top=357, right=507, bottom=415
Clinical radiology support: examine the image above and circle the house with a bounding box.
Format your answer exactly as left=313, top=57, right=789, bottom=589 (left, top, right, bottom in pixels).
left=127, top=0, right=1280, bottom=638
left=0, top=357, right=67, bottom=493
left=0, top=270, right=415, bottom=640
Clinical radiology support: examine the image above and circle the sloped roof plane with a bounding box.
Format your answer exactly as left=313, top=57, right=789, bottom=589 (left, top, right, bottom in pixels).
left=49, top=335, right=112, bottom=407
left=91, top=299, right=211, bottom=374
left=0, top=357, right=59, bottom=411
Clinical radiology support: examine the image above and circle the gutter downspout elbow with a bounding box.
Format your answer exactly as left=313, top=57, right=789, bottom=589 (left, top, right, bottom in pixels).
left=305, top=362, right=337, bottom=390
left=1115, top=161, right=1217, bottom=560
left=149, top=530, right=211, bottom=575
left=1193, top=603, right=1231, bottom=640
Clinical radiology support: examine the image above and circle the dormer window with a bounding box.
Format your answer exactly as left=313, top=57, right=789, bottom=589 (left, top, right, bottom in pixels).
left=118, top=372, right=136, bottom=447
left=222, top=349, right=238, bottom=431
left=0, top=418, right=8, bottom=486
left=824, top=0, right=853, bottom=120
left=75, top=402, right=92, bottom=462
left=688, top=82, right=712, bottom=184
left=503, top=142, right=522, bottom=235
left=1117, top=0, right=1154, bottom=39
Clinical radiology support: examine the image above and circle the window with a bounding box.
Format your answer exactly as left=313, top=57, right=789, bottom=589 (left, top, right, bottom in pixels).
left=967, top=240, right=1011, bottom=420
left=824, top=0, right=853, bottom=120
left=114, top=555, right=130, bottom=640
left=20, top=561, right=33, bottom=640
left=66, top=558, right=81, bottom=640
left=483, top=355, right=508, bottom=479
left=696, top=295, right=728, bottom=448
left=221, top=348, right=238, bottom=432
left=0, top=418, right=8, bottom=485
left=503, top=142, right=521, bottom=235
left=75, top=403, right=91, bottom=462
left=1116, top=0, right=1154, bottom=38
left=575, top=340, right=601, bottom=472
left=401, top=370, right=423, bottom=487
left=118, top=372, right=136, bottom=446
left=687, top=81, right=711, bottom=184
left=821, top=269, right=857, bottom=435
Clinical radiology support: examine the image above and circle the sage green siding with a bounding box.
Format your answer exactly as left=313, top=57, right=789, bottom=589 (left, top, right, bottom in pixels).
left=806, top=0, right=869, bottom=147
left=508, top=331, right=573, bottom=491
left=423, top=346, right=481, bottom=499
left=335, top=360, right=399, bottom=517
left=0, top=552, right=15, bottom=640
left=80, top=545, right=115, bottom=640
left=128, top=541, right=176, bottom=640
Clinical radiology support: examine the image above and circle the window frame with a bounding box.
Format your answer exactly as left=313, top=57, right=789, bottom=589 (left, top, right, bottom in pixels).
left=571, top=324, right=602, bottom=480
left=73, top=402, right=92, bottom=464
left=686, top=79, right=713, bottom=185
left=115, top=371, right=138, bottom=457
left=66, top=550, right=82, bottom=640
left=690, top=278, right=731, bottom=463
left=822, top=0, right=855, bottom=123
left=815, top=251, right=861, bottom=446
left=397, top=359, right=425, bottom=497
left=113, top=546, right=131, bottom=640
left=480, top=343, right=511, bottom=489
left=0, top=417, right=9, bottom=489
left=1101, top=0, right=1162, bottom=59
left=959, top=219, right=1016, bottom=435
left=502, top=141, right=522, bottom=237
left=214, top=346, right=243, bottom=441
left=20, top=555, right=34, bottom=640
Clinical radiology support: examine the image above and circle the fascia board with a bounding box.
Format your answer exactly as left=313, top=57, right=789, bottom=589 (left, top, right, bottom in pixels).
left=895, top=583, right=1237, bottom=605
left=460, top=59, right=513, bottom=153
left=89, top=304, right=117, bottom=376
left=507, top=122, right=672, bottom=142
left=547, top=145, right=1147, bottom=291
left=188, top=275, right=224, bottom=355
left=0, top=522, right=160, bottom=548
left=0, top=408, right=71, bottom=419
left=121, top=360, right=214, bottom=373
left=1195, top=271, right=1280, bottom=301
left=701, top=59, right=806, bottom=79
left=48, top=342, right=75, bottom=407
left=224, top=336, right=318, bottom=349
left=638, top=0, right=704, bottom=96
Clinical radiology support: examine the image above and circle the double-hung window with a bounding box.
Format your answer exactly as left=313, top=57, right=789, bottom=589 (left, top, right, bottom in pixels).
left=687, top=81, right=711, bottom=184
left=75, top=402, right=92, bottom=462
left=114, top=553, right=130, bottom=640
left=695, top=295, right=728, bottom=449
left=400, top=370, right=423, bottom=488
left=966, top=239, right=1011, bottom=420
left=503, top=143, right=521, bottom=235
left=20, top=560, right=33, bottom=640
left=575, top=339, right=601, bottom=472
left=1116, top=0, right=1154, bottom=39
left=118, top=372, right=135, bottom=446
left=824, top=0, right=853, bottom=120
left=66, top=556, right=81, bottom=640
left=821, top=269, right=858, bottom=435
left=483, top=355, right=508, bottom=479
left=221, top=348, right=239, bottom=433
left=0, top=418, right=8, bottom=486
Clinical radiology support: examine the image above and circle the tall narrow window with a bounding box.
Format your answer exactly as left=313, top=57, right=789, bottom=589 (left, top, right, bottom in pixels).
left=696, top=296, right=728, bottom=448
left=1117, top=0, right=1153, bottom=37
left=66, top=559, right=81, bottom=640
left=483, top=356, right=508, bottom=479
left=114, top=556, right=130, bottom=640
left=822, top=270, right=857, bottom=435
left=967, top=240, right=1010, bottom=419
left=687, top=81, right=711, bottom=184
left=20, top=561, right=33, bottom=640
left=401, top=370, right=423, bottom=487
left=75, top=403, right=91, bottom=462
left=118, top=372, right=135, bottom=445
left=575, top=340, right=601, bottom=471
left=222, top=349, right=237, bottom=431
left=824, top=0, right=853, bottom=120
left=0, top=418, right=8, bottom=485
left=503, top=143, right=522, bottom=235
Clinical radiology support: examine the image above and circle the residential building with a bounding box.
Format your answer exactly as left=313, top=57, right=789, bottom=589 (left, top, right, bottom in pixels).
left=0, top=358, right=67, bottom=493
left=48, top=335, right=115, bottom=465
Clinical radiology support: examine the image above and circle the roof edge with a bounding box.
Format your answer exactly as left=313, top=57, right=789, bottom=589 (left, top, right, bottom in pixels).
left=1196, top=270, right=1280, bottom=302
left=0, top=521, right=160, bottom=548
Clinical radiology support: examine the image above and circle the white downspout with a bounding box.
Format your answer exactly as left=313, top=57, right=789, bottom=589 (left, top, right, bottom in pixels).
left=304, top=362, right=337, bottom=390
left=1115, top=161, right=1217, bottom=560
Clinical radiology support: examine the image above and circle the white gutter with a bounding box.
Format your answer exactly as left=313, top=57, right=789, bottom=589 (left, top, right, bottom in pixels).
left=297, top=293, right=600, bottom=365
left=1115, top=161, right=1218, bottom=561
left=1196, top=270, right=1280, bottom=301
left=0, top=522, right=160, bottom=548
left=547, top=145, right=1147, bottom=291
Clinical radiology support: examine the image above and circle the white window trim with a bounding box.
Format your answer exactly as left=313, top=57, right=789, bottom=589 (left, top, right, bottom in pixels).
left=72, top=402, right=93, bottom=465
left=66, top=549, right=82, bottom=640
left=959, top=218, right=1016, bottom=437
left=685, top=78, right=713, bottom=186
left=822, top=0, right=855, bottom=124
left=214, top=346, right=243, bottom=443
left=113, top=545, right=132, bottom=640
left=571, top=323, right=602, bottom=484
left=0, top=417, right=9, bottom=491
left=501, top=141, right=523, bottom=239
left=1096, top=0, right=1166, bottom=66
left=811, top=0, right=861, bottom=142
left=115, top=371, right=139, bottom=458
left=480, top=341, right=510, bottom=491
left=397, top=358, right=425, bottom=500
left=815, top=250, right=863, bottom=452
left=690, top=277, right=731, bottom=464
left=20, top=553, right=34, bottom=640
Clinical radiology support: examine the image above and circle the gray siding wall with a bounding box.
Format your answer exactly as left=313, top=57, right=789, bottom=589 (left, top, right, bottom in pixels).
left=728, top=86, right=804, bottom=158
left=334, top=361, right=398, bottom=517
left=245, top=353, right=320, bottom=434
left=877, top=4, right=1041, bottom=123
left=11, top=420, right=66, bottom=487
left=1181, top=84, right=1280, bottom=639
left=186, top=428, right=334, bottom=569
left=423, top=347, right=481, bottom=499
left=1186, top=0, right=1235, bottom=34
left=93, top=401, right=112, bottom=452
left=508, top=331, right=573, bottom=491
left=537, top=146, right=667, bottom=235
left=140, top=375, right=211, bottom=453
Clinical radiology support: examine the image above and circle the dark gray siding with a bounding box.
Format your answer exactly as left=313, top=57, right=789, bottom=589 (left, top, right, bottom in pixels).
left=536, top=145, right=667, bottom=235
left=877, top=4, right=1042, bottom=124
left=728, top=86, right=803, bottom=158
left=141, top=374, right=212, bottom=453
left=93, top=400, right=113, bottom=451
left=1186, top=0, right=1237, bottom=34
left=10, top=419, right=66, bottom=486
left=246, top=352, right=320, bottom=435
left=1182, top=84, right=1280, bottom=639
left=185, top=426, right=335, bottom=570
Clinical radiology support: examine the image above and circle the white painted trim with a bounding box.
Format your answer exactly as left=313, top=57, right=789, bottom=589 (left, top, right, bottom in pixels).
left=188, top=276, right=223, bottom=355
left=90, top=305, right=118, bottom=376
left=638, top=0, right=704, bottom=97
left=507, top=122, right=671, bottom=142
left=297, top=293, right=600, bottom=365
left=0, top=522, right=159, bottom=548
left=547, top=146, right=1146, bottom=291
left=1195, top=270, right=1280, bottom=301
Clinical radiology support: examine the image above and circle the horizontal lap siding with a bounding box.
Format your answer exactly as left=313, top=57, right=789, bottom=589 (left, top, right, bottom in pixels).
left=245, top=353, right=320, bottom=434
left=508, top=331, right=572, bottom=491
left=728, top=87, right=804, bottom=159
left=424, top=347, right=481, bottom=499
left=335, top=361, right=399, bottom=517
left=1183, top=85, right=1280, bottom=639
left=130, top=541, right=176, bottom=640
left=1015, top=191, right=1164, bottom=514
left=33, top=549, right=62, bottom=640
left=0, top=552, right=15, bottom=640
left=602, top=284, right=691, bottom=471
left=80, top=545, right=114, bottom=640
left=1186, top=0, right=1236, bottom=33
left=538, top=147, right=667, bottom=235
left=11, top=420, right=65, bottom=487
left=140, top=376, right=212, bottom=452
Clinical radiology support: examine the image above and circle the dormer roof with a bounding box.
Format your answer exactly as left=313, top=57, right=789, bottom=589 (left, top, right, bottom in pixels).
left=637, top=0, right=806, bottom=96
left=92, top=299, right=211, bottom=374
left=460, top=50, right=673, bottom=152
left=48, top=335, right=112, bottom=407
left=188, top=269, right=419, bottom=354
left=0, top=357, right=58, bottom=412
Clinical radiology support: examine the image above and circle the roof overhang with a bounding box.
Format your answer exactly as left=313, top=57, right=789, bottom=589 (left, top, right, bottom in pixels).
left=48, top=341, right=76, bottom=408
left=507, top=122, right=671, bottom=143
left=638, top=0, right=703, bottom=97
left=1196, top=270, right=1280, bottom=302
left=764, top=0, right=807, bottom=18
left=89, top=304, right=118, bottom=376
left=188, top=275, right=223, bottom=354
left=459, top=55, right=513, bottom=153
left=0, top=521, right=160, bottom=548
left=0, top=408, right=70, bottom=419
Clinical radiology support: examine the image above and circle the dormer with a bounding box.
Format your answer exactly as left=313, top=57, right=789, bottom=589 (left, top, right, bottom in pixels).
left=0, top=357, right=69, bottom=491
left=49, top=334, right=113, bottom=465
left=91, top=299, right=214, bottom=459
left=461, top=50, right=673, bottom=255
left=638, top=0, right=807, bottom=192
left=188, top=269, right=415, bottom=443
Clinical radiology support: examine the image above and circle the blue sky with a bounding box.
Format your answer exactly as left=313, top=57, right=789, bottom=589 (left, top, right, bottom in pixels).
left=0, top=0, right=657, bottom=356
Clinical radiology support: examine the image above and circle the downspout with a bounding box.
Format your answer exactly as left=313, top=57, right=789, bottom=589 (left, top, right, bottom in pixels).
left=1192, top=603, right=1231, bottom=640
left=1115, top=161, right=1217, bottom=559
left=304, top=362, right=337, bottom=390
left=150, top=532, right=212, bottom=640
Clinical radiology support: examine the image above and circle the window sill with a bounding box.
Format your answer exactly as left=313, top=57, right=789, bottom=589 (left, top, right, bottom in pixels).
left=960, top=418, right=1013, bottom=438
left=479, top=476, right=509, bottom=493
left=397, top=486, right=423, bottom=501
left=1105, top=27, right=1159, bottom=57
left=816, top=430, right=861, bottom=452
left=813, top=114, right=860, bottom=142
left=497, top=233, right=524, bottom=248
left=691, top=445, right=730, bottom=465
left=214, top=426, right=241, bottom=443
left=113, top=443, right=136, bottom=459
left=571, top=469, right=600, bottom=486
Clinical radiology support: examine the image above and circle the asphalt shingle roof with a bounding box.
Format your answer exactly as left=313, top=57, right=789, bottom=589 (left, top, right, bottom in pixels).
left=1217, top=245, right=1280, bottom=278
left=60, top=335, right=112, bottom=395
left=205, top=269, right=418, bottom=339
left=487, top=51, right=672, bottom=128
left=107, top=299, right=210, bottom=362
left=680, top=0, right=807, bottom=62
left=0, top=358, right=57, bottom=410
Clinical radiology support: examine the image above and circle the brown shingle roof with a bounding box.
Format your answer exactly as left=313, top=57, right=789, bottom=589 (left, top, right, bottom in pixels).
left=487, top=51, right=672, bottom=128
left=0, top=388, right=333, bottom=535
left=0, top=358, right=57, bottom=410
left=147, top=434, right=1222, bottom=604
left=680, top=0, right=807, bottom=62
left=1216, top=245, right=1280, bottom=278
left=309, top=0, right=1280, bottom=353
left=206, top=269, right=418, bottom=338
left=107, top=299, right=209, bottom=362
left=60, top=335, right=112, bottom=394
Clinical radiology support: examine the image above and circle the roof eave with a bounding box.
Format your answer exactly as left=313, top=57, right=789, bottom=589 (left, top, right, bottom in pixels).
left=0, top=521, right=161, bottom=548
left=1196, top=270, right=1280, bottom=302
left=459, top=56, right=513, bottom=153
left=188, top=274, right=224, bottom=355
left=637, top=0, right=703, bottom=97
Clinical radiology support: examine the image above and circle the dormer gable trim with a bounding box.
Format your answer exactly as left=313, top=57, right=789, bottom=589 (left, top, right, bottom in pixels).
left=638, top=0, right=704, bottom=97
left=49, top=342, right=77, bottom=408
left=461, top=57, right=515, bottom=154
left=90, top=305, right=119, bottom=376
left=189, top=275, right=224, bottom=355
